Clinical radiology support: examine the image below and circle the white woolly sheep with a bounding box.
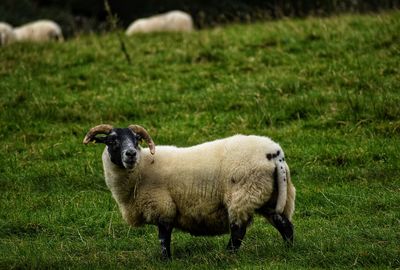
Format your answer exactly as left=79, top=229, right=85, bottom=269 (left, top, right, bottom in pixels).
left=0, top=22, right=16, bottom=46
left=126, top=10, right=194, bottom=35
left=13, top=20, right=63, bottom=42
left=83, top=124, right=296, bottom=259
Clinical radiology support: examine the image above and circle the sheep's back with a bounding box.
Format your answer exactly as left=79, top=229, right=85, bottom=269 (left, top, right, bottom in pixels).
left=14, top=20, right=62, bottom=41
left=126, top=10, right=193, bottom=35
left=140, top=134, right=280, bottom=199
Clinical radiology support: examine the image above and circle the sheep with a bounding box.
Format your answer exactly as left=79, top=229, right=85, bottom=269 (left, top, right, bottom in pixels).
left=0, top=22, right=16, bottom=46
left=83, top=124, right=296, bottom=259
left=126, top=10, right=194, bottom=35
left=13, top=20, right=63, bottom=42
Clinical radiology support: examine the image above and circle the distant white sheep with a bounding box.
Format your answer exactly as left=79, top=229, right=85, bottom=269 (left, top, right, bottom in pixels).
left=13, top=20, right=63, bottom=42
left=126, top=10, right=194, bottom=35
left=0, top=22, right=16, bottom=46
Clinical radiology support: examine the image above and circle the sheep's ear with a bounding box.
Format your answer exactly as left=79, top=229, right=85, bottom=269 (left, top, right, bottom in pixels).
left=83, top=124, right=113, bottom=144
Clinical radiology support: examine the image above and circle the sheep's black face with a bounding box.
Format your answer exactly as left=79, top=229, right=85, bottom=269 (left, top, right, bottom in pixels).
left=102, top=128, right=141, bottom=169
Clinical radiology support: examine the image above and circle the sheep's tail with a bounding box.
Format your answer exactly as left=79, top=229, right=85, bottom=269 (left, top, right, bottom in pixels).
left=273, top=149, right=288, bottom=215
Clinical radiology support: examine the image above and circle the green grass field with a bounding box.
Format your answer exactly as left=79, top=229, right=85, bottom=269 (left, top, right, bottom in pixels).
left=1, top=11, right=399, bottom=269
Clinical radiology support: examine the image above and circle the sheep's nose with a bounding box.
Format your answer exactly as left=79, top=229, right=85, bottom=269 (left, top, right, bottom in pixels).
left=125, top=150, right=136, bottom=158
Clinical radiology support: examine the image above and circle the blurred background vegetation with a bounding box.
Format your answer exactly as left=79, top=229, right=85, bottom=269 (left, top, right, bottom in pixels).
left=1, top=0, right=399, bottom=37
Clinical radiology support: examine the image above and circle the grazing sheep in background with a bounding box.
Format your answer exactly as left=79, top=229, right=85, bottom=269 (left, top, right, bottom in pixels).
left=83, top=124, right=296, bottom=259
left=126, top=10, right=194, bottom=35
left=13, top=20, right=63, bottom=42
left=0, top=22, right=16, bottom=46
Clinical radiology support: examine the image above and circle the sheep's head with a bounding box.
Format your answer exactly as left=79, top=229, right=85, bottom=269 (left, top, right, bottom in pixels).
left=83, top=124, right=155, bottom=169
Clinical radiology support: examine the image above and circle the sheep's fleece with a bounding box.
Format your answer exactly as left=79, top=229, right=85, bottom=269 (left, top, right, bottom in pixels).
left=13, top=20, right=63, bottom=42
left=84, top=125, right=296, bottom=259
left=126, top=10, right=193, bottom=35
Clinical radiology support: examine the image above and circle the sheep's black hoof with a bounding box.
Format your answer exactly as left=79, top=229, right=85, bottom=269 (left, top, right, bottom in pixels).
left=226, top=223, right=247, bottom=252
left=226, top=239, right=239, bottom=253
left=271, top=214, right=294, bottom=247
left=282, top=229, right=294, bottom=247
left=159, top=240, right=172, bottom=260
left=160, top=247, right=172, bottom=261
left=158, top=221, right=173, bottom=261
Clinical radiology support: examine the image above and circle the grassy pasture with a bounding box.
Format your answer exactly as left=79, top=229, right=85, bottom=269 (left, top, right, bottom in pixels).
left=0, top=11, right=399, bottom=269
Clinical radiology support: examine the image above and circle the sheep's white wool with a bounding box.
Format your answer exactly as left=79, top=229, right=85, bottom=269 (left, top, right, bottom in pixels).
left=126, top=10, right=193, bottom=35
left=13, top=20, right=63, bottom=42
left=0, top=22, right=16, bottom=45
left=101, top=134, right=295, bottom=231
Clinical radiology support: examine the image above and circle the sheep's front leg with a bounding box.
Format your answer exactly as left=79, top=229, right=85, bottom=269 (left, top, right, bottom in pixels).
left=157, top=221, right=173, bottom=260
left=227, top=223, right=247, bottom=252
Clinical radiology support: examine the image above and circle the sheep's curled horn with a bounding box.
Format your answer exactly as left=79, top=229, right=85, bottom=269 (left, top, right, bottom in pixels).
left=128, top=124, right=156, bottom=155
left=83, top=124, right=156, bottom=155
left=82, top=124, right=113, bottom=144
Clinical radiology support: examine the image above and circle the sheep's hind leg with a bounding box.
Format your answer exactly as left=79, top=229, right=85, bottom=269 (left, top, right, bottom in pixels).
left=226, top=222, right=248, bottom=252
left=157, top=221, right=173, bottom=260
left=268, top=213, right=294, bottom=246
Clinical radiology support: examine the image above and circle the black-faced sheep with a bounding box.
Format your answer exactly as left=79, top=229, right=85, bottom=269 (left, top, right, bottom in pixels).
left=83, top=124, right=295, bottom=259
left=125, top=10, right=194, bottom=35
left=13, top=20, right=63, bottom=42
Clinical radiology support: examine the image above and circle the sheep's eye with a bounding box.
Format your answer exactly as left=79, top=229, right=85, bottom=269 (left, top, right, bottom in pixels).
left=107, top=136, right=118, bottom=145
